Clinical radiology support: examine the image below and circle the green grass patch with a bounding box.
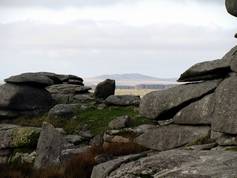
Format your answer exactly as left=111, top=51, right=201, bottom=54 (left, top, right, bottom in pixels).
left=12, top=106, right=151, bottom=135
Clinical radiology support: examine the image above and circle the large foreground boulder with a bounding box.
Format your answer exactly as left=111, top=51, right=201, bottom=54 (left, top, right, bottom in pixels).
left=0, top=83, right=52, bottom=113
left=94, top=79, right=115, bottom=99
left=212, top=75, right=237, bottom=134
left=101, top=149, right=237, bottom=178
left=226, top=0, right=237, bottom=17
left=34, top=122, right=68, bottom=169
left=91, top=153, right=147, bottom=178
left=135, top=125, right=210, bottom=151
left=140, top=80, right=220, bottom=120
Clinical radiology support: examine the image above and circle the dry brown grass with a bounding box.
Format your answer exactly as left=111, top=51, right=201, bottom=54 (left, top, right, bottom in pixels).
left=0, top=142, right=146, bottom=178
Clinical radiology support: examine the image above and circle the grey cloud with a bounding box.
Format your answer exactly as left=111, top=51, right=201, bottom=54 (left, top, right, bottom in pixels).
left=0, top=0, right=223, bottom=8
left=0, top=0, right=141, bottom=8
left=0, top=20, right=235, bottom=80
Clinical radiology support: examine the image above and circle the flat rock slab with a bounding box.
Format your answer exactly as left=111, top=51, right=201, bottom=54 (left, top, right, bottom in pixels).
left=5, top=73, right=55, bottom=87
left=105, top=95, right=140, bottom=106
left=178, top=59, right=231, bottom=82
left=212, top=76, right=237, bottom=134
left=173, top=93, right=215, bottom=125
left=0, top=83, right=52, bottom=112
left=135, top=125, right=210, bottom=151
left=47, top=84, right=91, bottom=95
left=91, top=153, right=147, bottom=178
left=106, top=149, right=237, bottom=178
left=139, top=80, right=220, bottom=120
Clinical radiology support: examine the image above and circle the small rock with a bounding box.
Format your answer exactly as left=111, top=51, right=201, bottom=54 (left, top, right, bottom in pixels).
left=90, top=134, right=104, bottom=146
left=64, top=135, right=85, bottom=145
left=105, top=95, right=140, bottom=106
left=108, top=115, right=131, bottom=129
left=226, top=0, right=237, bottom=17
left=48, top=104, right=79, bottom=119
left=60, top=146, right=90, bottom=163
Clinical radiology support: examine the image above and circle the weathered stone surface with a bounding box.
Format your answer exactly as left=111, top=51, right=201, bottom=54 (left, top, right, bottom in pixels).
left=216, top=134, right=237, bottom=146
left=34, top=122, right=68, bottom=169
left=5, top=73, right=55, bottom=87
left=70, top=93, right=95, bottom=104
left=106, top=149, right=237, bottom=178
left=108, top=115, right=131, bottom=129
left=0, top=149, right=11, bottom=164
left=36, top=72, right=83, bottom=84
left=140, top=80, right=220, bottom=120
left=212, top=76, right=237, bottom=134
left=0, top=83, right=52, bottom=112
left=47, top=84, right=91, bottom=95
left=0, top=125, right=41, bottom=149
left=90, top=134, right=104, bottom=146
left=48, top=104, right=79, bottom=119
left=173, top=94, right=214, bottom=125
left=91, top=153, right=147, bottom=178
left=10, top=151, right=36, bottom=164
left=60, top=146, right=90, bottom=162
left=226, top=0, right=237, bottom=17
left=94, top=79, right=115, bottom=99
left=178, top=59, right=231, bottom=82
left=105, top=95, right=140, bottom=106
left=135, top=125, right=210, bottom=151
left=64, top=135, right=85, bottom=145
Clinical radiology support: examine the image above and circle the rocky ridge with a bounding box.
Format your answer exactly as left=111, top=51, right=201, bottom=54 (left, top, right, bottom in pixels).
left=0, top=1, right=237, bottom=177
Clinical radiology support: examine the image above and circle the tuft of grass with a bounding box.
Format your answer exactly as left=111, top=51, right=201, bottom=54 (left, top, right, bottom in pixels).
left=75, top=106, right=151, bottom=135
left=12, top=106, right=151, bottom=135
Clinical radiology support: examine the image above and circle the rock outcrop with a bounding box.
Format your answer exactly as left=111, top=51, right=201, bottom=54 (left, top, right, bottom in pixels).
left=94, top=79, right=115, bottom=99
left=101, top=149, right=237, bottom=178
left=0, top=72, right=88, bottom=119
left=139, top=80, right=220, bottom=120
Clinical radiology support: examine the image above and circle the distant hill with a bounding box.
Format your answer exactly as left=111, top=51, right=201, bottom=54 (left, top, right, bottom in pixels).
left=85, top=73, right=177, bottom=87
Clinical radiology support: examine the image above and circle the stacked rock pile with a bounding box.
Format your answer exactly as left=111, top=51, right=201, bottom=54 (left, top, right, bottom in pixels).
left=0, top=72, right=87, bottom=119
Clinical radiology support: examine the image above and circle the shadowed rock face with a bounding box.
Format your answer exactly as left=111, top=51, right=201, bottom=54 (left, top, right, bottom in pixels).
left=139, top=80, right=220, bottom=120
left=212, top=75, right=237, bottom=134
left=0, top=83, right=52, bottom=112
left=226, top=0, right=237, bottom=17
left=94, top=79, right=115, bottom=99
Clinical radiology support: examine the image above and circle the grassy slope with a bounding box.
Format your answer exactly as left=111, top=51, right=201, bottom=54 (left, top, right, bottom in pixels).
left=13, top=106, right=151, bottom=135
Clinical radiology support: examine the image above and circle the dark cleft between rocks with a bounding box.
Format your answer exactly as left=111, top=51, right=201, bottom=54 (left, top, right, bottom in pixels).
left=155, top=88, right=216, bottom=121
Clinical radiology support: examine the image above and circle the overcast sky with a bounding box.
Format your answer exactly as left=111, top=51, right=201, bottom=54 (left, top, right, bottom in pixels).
left=0, top=0, right=236, bottom=80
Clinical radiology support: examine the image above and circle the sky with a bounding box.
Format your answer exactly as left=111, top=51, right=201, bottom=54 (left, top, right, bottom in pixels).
left=0, top=0, right=236, bottom=80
